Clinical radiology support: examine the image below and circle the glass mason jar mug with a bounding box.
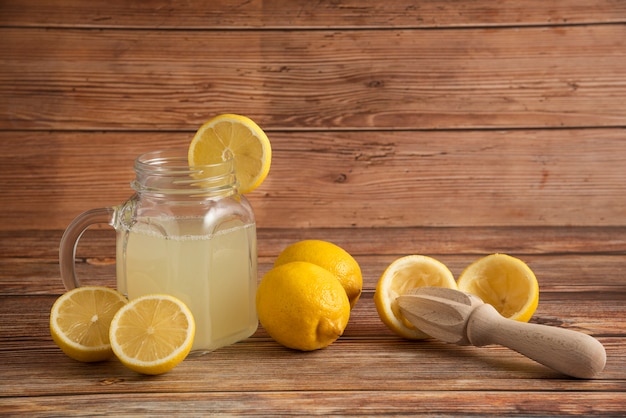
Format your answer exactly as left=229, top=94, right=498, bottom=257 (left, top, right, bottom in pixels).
left=59, top=150, right=258, bottom=353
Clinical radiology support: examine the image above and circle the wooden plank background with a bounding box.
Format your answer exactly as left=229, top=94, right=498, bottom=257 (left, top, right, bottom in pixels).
left=1, top=2, right=626, bottom=232
left=1, top=1, right=625, bottom=415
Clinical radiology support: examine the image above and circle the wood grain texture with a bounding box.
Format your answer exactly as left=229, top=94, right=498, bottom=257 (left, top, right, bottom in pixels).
left=1, top=25, right=625, bottom=130
left=3, top=229, right=626, bottom=295
left=0, top=335, right=624, bottom=394
left=0, top=293, right=624, bottom=393
left=2, top=129, right=625, bottom=229
left=1, top=0, right=625, bottom=29
left=1, top=1, right=625, bottom=415
left=2, top=390, right=625, bottom=416
left=2, top=226, right=624, bottom=414
left=4, top=225, right=626, bottom=260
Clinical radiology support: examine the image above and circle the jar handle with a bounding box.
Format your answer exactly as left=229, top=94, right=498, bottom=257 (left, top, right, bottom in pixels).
left=59, top=207, right=116, bottom=290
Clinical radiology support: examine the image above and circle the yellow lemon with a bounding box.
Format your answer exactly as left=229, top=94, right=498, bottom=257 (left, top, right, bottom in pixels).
left=274, top=240, right=362, bottom=309
left=188, top=113, right=271, bottom=193
left=457, top=253, right=539, bottom=322
left=374, top=255, right=457, bottom=339
left=50, top=286, right=128, bottom=362
left=109, top=294, right=195, bottom=375
left=256, top=261, right=351, bottom=351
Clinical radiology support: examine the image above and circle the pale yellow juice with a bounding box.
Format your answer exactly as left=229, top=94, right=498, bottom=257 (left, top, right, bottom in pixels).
left=116, top=217, right=257, bottom=352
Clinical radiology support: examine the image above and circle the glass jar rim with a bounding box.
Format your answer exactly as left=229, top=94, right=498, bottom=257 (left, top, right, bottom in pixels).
left=132, top=149, right=238, bottom=196
left=135, top=149, right=235, bottom=174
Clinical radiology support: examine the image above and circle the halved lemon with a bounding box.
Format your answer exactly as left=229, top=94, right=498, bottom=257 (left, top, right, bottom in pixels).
left=374, top=255, right=458, bottom=339
left=457, top=253, right=539, bottom=322
left=188, top=114, right=271, bottom=193
left=50, top=286, right=128, bottom=362
left=109, top=294, right=195, bottom=375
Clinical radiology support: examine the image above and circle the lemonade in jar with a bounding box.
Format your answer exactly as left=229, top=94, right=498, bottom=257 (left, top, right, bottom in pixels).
left=60, top=114, right=272, bottom=353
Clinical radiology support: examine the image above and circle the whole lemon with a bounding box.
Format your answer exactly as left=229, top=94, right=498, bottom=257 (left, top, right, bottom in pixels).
left=256, top=261, right=351, bottom=351
left=274, top=240, right=362, bottom=309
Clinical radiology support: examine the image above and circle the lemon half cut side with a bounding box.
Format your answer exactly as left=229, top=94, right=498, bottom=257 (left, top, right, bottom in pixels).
left=50, top=286, right=128, bottom=362
left=457, top=253, right=539, bottom=322
left=374, top=255, right=458, bottom=339
left=109, top=294, right=196, bottom=375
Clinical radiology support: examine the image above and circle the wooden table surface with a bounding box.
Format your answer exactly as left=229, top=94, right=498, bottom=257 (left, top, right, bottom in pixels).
left=1, top=1, right=625, bottom=416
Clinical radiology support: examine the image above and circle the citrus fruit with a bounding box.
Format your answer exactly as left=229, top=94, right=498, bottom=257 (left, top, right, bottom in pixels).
left=256, top=261, right=351, bottom=351
left=274, top=240, right=362, bottom=309
left=457, top=253, right=539, bottom=322
left=188, top=113, right=271, bottom=193
left=374, top=255, right=457, bottom=339
left=50, top=286, right=128, bottom=362
left=109, top=294, right=195, bottom=375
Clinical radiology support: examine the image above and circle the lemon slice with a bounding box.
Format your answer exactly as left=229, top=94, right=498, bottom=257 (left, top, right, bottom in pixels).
left=188, top=114, right=271, bottom=193
left=374, top=255, right=458, bottom=339
left=109, top=294, right=195, bottom=375
left=50, top=286, right=128, bottom=362
left=457, top=253, right=539, bottom=322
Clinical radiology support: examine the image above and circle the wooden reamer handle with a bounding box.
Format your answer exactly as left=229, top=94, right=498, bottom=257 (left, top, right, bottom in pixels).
left=466, top=304, right=606, bottom=379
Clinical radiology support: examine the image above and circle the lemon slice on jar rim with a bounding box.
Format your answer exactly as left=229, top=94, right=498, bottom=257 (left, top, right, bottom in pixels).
left=188, top=114, right=272, bottom=194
